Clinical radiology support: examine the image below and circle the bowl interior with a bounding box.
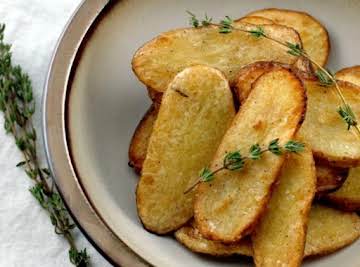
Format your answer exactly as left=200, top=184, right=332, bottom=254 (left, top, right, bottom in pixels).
left=68, top=0, right=360, bottom=266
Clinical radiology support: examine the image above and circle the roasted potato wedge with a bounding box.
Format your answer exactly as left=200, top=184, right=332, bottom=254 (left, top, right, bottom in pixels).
left=336, top=65, right=360, bottom=85
left=298, top=80, right=360, bottom=167
left=235, top=16, right=273, bottom=25
left=325, top=167, right=360, bottom=211
left=175, top=220, right=253, bottom=257
left=131, top=116, right=349, bottom=193
left=315, top=163, right=348, bottom=194
left=194, top=68, right=306, bottom=242
left=128, top=105, right=158, bottom=174
left=304, top=204, right=360, bottom=256
left=132, top=23, right=302, bottom=93
left=246, top=8, right=330, bottom=67
left=252, top=146, right=316, bottom=267
left=136, top=66, right=235, bottom=233
left=320, top=67, right=360, bottom=210
left=176, top=205, right=360, bottom=258
left=235, top=61, right=360, bottom=167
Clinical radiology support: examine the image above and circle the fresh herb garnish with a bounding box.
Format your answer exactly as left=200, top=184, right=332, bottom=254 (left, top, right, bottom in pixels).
left=338, top=104, right=358, bottom=130
left=286, top=42, right=304, bottom=57
left=0, top=24, right=89, bottom=266
left=315, top=69, right=334, bottom=86
left=268, top=138, right=283, bottom=155
left=184, top=139, right=305, bottom=193
left=186, top=12, right=360, bottom=135
left=219, top=16, right=233, bottom=33
left=249, top=26, right=266, bottom=38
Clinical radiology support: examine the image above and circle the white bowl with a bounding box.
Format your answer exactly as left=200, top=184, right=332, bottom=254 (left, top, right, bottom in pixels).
left=43, top=0, right=360, bottom=266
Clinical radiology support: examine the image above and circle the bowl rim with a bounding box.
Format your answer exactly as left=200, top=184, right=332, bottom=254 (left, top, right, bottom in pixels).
left=42, top=0, right=149, bottom=266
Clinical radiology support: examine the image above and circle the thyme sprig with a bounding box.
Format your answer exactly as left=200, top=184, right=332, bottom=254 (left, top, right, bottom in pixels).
left=184, top=139, right=304, bottom=194
left=187, top=12, right=360, bottom=135
left=0, top=24, right=89, bottom=266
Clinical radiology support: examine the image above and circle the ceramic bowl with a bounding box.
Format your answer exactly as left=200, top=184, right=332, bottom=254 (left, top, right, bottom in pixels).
left=43, top=0, right=360, bottom=266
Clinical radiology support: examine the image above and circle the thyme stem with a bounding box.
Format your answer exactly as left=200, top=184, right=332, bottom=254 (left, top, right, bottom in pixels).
left=206, top=19, right=360, bottom=137
left=184, top=140, right=303, bottom=194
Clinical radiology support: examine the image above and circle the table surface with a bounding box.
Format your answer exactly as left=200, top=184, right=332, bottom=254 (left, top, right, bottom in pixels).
left=0, top=1, right=111, bottom=266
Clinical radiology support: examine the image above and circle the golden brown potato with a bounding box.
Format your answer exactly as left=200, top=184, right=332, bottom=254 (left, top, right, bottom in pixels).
left=128, top=105, right=158, bottom=174
left=234, top=61, right=313, bottom=104
left=336, top=65, right=360, bottom=85
left=136, top=66, right=235, bottom=234
left=246, top=8, right=330, bottom=67
left=235, top=16, right=273, bottom=25
left=132, top=23, right=302, bottom=93
left=235, top=61, right=360, bottom=167
left=304, top=204, right=360, bottom=256
left=325, top=167, right=360, bottom=211
left=235, top=61, right=289, bottom=104
left=252, top=146, right=316, bottom=267
left=319, top=67, right=360, bottom=210
left=130, top=116, right=348, bottom=193
left=194, top=69, right=306, bottom=243
left=175, top=220, right=252, bottom=257
left=315, top=163, right=348, bottom=194
left=298, top=80, right=360, bottom=167
left=176, top=205, right=360, bottom=258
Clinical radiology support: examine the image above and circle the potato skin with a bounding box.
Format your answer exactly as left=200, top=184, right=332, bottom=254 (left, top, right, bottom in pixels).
left=128, top=105, right=158, bottom=174
left=136, top=65, right=235, bottom=234
left=147, top=87, right=162, bottom=106
left=315, top=163, right=348, bottom=195
left=246, top=8, right=330, bottom=67
left=235, top=16, right=273, bottom=25
left=234, top=61, right=314, bottom=104
left=132, top=23, right=302, bottom=93
left=336, top=65, right=360, bottom=85
left=195, top=68, right=306, bottom=243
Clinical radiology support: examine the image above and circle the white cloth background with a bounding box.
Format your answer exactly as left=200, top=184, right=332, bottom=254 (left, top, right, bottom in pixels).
left=0, top=1, right=111, bottom=266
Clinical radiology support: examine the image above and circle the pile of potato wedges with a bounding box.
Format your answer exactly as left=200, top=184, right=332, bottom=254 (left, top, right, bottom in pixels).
left=129, top=8, right=360, bottom=267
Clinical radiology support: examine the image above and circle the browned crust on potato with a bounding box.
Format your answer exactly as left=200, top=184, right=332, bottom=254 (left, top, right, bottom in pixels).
left=234, top=61, right=314, bottom=104
left=176, top=205, right=360, bottom=259
left=313, top=150, right=360, bottom=169
left=128, top=105, right=158, bottom=174
left=194, top=68, right=307, bottom=243
left=324, top=166, right=360, bottom=211
left=235, top=16, right=273, bottom=25
left=315, top=163, right=348, bottom=195
left=324, top=195, right=360, bottom=212
left=336, top=65, right=360, bottom=84
left=246, top=8, right=330, bottom=67
left=175, top=221, right=253, bottom=257
left=147, top=87, right=162, bottom=106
